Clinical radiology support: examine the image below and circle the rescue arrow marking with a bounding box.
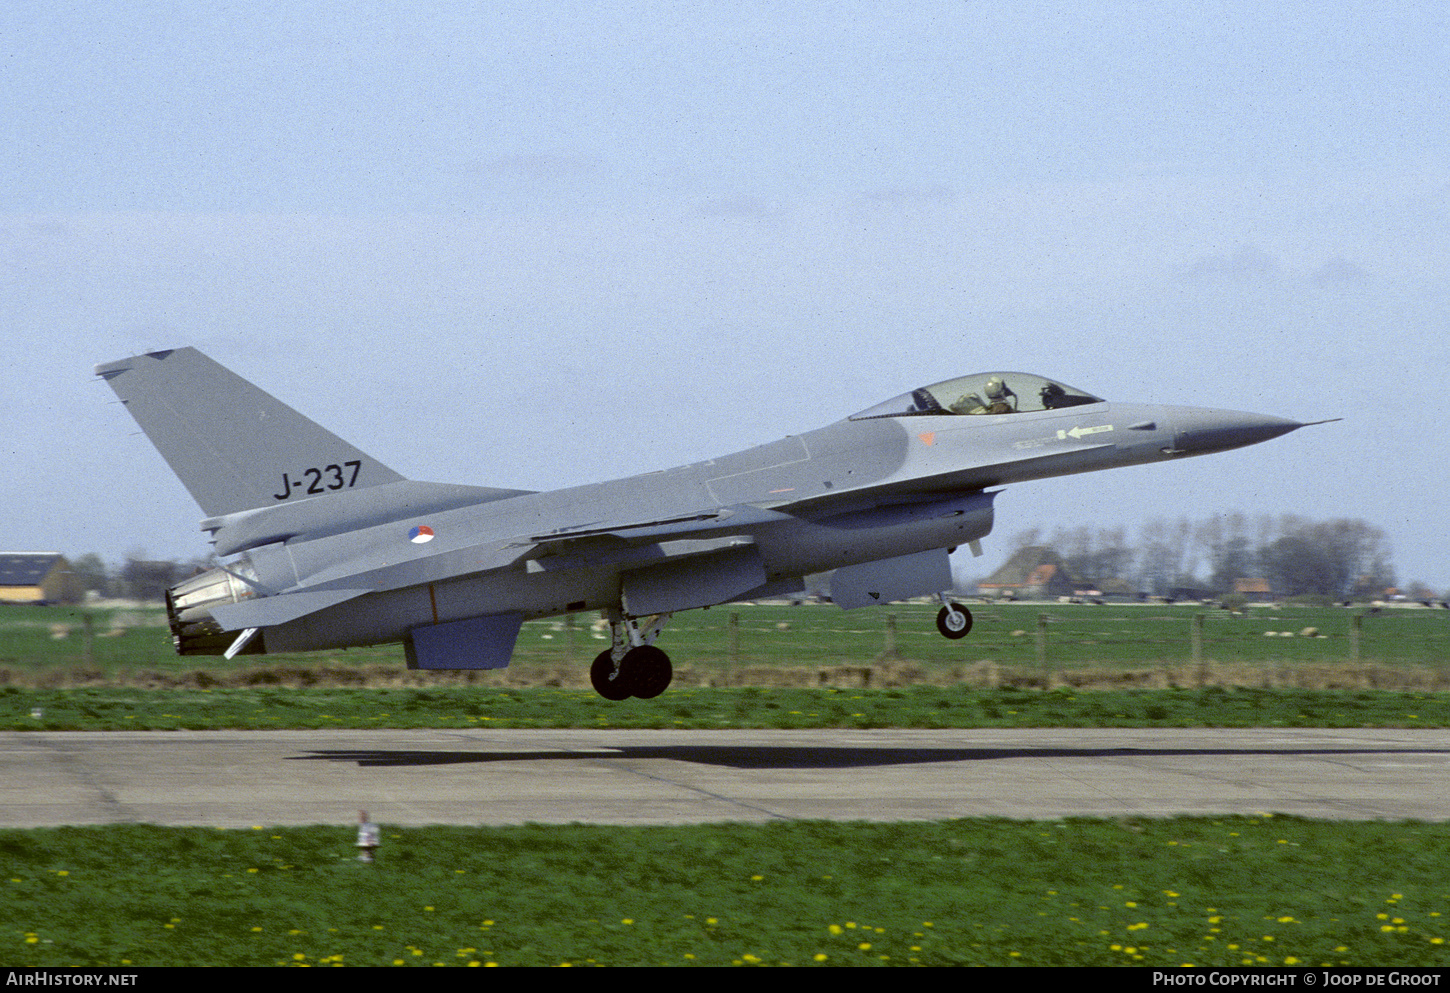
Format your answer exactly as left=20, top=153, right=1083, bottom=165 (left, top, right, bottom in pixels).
left=1057, top=424, right=1115, bottom=441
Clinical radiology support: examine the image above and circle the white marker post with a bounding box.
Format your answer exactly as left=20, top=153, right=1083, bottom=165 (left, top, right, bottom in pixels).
left=356, top=810, right=380, bottom=863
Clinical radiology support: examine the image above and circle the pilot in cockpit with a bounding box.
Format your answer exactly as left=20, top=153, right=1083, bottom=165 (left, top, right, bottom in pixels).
left=983, top=376, right=1017, bottom=413
left=947, top=376, right=1017, bottom=415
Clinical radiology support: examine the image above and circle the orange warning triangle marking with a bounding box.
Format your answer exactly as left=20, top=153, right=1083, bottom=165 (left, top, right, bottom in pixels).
left=917, top=432, right=935, bottom=446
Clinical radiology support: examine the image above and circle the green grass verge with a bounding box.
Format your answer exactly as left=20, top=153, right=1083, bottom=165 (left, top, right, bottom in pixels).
left=5, top=684, right=1450, bottom=730
left=3, top=817, right=1446, bottom=967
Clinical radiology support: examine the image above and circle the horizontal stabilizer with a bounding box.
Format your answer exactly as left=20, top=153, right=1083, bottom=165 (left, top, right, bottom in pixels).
left=209, top=588, right=370, bottom=631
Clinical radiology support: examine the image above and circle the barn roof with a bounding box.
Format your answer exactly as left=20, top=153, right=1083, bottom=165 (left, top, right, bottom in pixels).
left=981, top=545, right=1076, bottom=588
left=0, top=552, right=66, bottom=587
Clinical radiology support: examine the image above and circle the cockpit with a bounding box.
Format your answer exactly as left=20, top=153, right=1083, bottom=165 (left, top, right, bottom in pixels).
left=850, top=372, right=1103, bottom=420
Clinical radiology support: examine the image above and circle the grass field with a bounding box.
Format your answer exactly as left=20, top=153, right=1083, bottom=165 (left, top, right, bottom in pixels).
left=3, top=817, right=1448, bottom=967
left=5, top=600, right=1449, bottom=684
left=4, top=601, right=1448, bottom=968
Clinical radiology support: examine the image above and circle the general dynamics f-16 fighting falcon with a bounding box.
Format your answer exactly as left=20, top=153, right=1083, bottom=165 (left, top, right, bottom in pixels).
left=96, top=348, right=1320, bottom=700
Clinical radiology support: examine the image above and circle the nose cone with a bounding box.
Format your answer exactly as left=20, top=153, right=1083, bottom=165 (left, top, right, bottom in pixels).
left=1172, top=408, right=1304, bottom=456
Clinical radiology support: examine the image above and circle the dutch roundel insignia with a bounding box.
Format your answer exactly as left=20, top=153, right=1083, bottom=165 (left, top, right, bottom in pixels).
left=408, top=525, right=435, bottom=544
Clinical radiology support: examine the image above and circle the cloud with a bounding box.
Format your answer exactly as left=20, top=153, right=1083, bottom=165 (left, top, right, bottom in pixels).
left=1177, top=243, right=1281, bottom=282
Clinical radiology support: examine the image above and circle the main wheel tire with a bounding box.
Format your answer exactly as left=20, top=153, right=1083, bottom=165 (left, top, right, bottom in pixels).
left=623, top=645, right=673, bottom=699
left=590, top=649, right=634, bottom=700
left=936, top=603, right=973, bottom=639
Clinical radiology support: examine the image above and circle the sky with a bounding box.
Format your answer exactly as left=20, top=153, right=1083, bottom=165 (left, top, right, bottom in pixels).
left=3, top=2, right=1448, bottom=591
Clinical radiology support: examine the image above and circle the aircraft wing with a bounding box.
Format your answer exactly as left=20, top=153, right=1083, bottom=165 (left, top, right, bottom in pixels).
left=230, top=506, right=779, bottom=624
left=525, top=503, right=795, bottom=545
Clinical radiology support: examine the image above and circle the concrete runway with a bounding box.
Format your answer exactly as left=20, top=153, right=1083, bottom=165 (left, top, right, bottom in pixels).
left=3, top=728, right=1449, bottom=828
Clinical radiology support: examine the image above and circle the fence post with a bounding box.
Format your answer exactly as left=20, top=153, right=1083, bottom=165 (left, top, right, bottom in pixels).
left=1351, top=612, right=1362, bottom=664
left=1036, top=613, right=1048, bottom=681
left=881, top=613, right=900, bottom=659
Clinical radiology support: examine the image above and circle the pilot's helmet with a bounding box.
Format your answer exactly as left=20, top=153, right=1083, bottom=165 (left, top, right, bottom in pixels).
left=985, top=376, right=1008, bottom=401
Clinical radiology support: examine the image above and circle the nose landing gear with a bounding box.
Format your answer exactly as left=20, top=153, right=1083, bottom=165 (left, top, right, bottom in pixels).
left=935, top=597, right=973, bottom=639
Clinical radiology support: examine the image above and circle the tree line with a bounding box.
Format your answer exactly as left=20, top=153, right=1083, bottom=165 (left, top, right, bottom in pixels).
left=64, top=554, right=210, bottom=603
left=1007, top=512, right=1412, bottom=600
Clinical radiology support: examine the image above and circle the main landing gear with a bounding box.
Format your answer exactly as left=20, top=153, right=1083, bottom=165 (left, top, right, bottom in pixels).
left=590, top=612, right=674, bottom=700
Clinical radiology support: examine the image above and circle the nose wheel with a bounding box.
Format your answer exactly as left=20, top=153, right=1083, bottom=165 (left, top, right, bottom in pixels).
left=936, top=601, right=973, bottom=639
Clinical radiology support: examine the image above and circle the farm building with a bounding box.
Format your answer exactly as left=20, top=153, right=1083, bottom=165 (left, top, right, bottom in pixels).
left=978, top=545, right=1080, bottom=599
left=0, top=552, right=81, bottom=604
left=1233, top=577, right=1276, bottom=602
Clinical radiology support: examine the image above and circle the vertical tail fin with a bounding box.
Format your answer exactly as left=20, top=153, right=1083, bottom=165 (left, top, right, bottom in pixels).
left=95, top=348, right=406, bottom=517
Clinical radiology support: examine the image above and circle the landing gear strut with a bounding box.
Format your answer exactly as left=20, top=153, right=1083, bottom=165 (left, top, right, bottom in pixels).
left=589, top=611, right=674, bottom=700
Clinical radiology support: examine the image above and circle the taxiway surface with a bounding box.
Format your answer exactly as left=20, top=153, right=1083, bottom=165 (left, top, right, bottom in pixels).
left=4, top=728, right=1448, bottom=828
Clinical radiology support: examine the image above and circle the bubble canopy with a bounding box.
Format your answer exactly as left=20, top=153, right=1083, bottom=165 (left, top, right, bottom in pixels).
left=849, top=372, right=1103, bottom=420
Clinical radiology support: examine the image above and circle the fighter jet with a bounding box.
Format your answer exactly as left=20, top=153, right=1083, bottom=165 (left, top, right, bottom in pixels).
left=95, top=349, right=1316, bottom=699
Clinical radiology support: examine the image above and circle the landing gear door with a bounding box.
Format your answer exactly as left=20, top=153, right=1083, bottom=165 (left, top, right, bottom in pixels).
left=829, top=549, right=953, bottom=609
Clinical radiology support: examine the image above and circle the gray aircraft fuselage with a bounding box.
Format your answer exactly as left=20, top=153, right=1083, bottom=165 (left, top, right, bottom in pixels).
left=97, top=351, right=1311, bottom=695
